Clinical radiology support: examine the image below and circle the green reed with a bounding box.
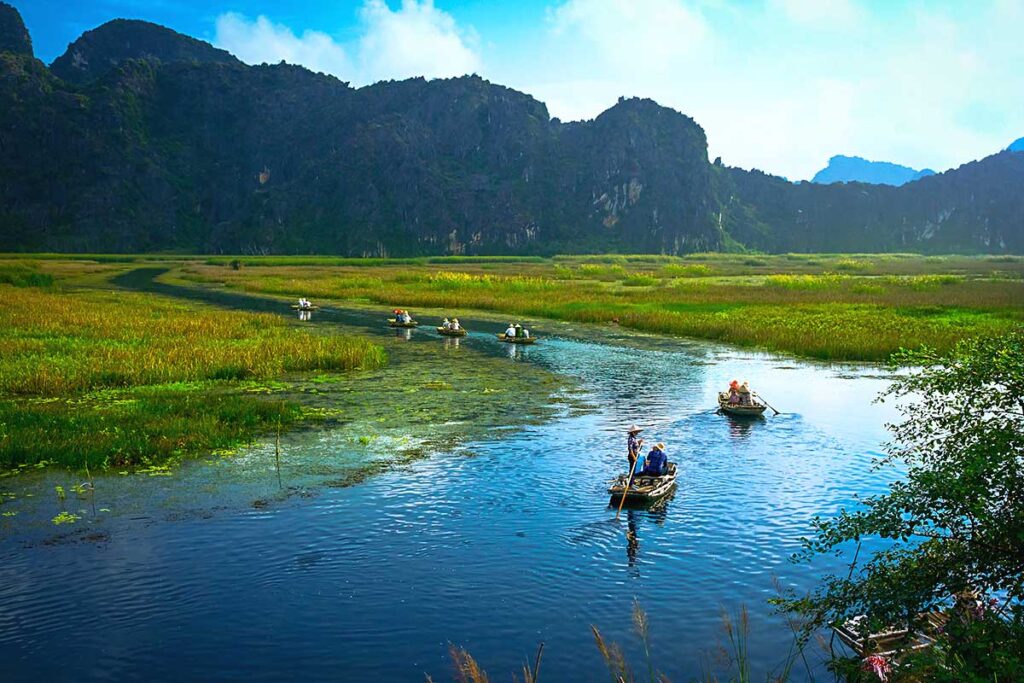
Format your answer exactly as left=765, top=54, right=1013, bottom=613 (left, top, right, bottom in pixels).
left=188, top=256, right=1024, bottom=361
left=0, top=284, right=386, bottom=469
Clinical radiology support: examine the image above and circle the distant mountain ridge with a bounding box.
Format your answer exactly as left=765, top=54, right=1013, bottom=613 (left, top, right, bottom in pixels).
left=1009, top=137, right=1024, bottom=152
left=0, top=3, right=1021, bottom=255
left=812, top=155, right=935, bottom=186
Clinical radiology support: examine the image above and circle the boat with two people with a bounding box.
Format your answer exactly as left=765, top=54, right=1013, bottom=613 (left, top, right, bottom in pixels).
left=437, top=317, right=467, bottom=337
left=388, top=309, right=419, bottom=328
left=497, top=322, right=537, bottom=344
left=291, top=297, right=319, bottom=311
left=609, top=427, right=677, bottom=506
left=718, top=379, right=768, bottom=417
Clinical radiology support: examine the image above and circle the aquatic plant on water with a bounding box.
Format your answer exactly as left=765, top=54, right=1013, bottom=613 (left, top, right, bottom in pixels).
left=51, top=511, right=79, bottom=525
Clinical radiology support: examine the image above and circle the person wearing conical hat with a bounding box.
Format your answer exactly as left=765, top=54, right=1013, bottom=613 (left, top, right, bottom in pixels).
left=505, top=322, right=516, bottom=338
left=514, top=323, right=523, bottom=338
left=626, top=424, right=644, bottom=473
left=642, top=442, right=668, bottom=476
left=737, top=380, right=751, bottom=405
left=442, top=317, right=451, bottom=330
left=452, top=317, right=460, bottom=331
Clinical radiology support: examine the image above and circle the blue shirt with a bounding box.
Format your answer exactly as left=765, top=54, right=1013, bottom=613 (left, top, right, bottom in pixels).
left=642, top=448, right=667, bottom=476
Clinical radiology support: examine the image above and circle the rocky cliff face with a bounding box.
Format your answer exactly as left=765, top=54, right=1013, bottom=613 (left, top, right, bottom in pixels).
left=718, top=152, right=1024, bottom=253
left=0, top=2, right=31, bottom=56
left=0, top=18, right=720, bottom=256
left=50, top=19, right=239, bottom=85
left=0, top=6, right=1020, bottom=255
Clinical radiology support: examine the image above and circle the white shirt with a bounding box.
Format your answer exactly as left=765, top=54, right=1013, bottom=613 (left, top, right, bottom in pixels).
left=505, top=326, right=516, bottom=336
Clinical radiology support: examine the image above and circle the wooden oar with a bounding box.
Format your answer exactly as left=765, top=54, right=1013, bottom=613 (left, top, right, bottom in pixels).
left=615, top=458, right=638, bottom=520
left=753, top=392, right=781, bottom=415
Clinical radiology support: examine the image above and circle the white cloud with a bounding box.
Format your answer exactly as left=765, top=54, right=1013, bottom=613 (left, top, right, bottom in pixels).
left=357, top=0, right=480, bottom=82
left=768, top=0, right=864, bottom=27
left=214, top=13, right=352, bottom=78
left=548, top=0, right=710, bottom=72
left=507, top=0, right=1023, bottom=179
left=213, top=1, right=480, bottom=85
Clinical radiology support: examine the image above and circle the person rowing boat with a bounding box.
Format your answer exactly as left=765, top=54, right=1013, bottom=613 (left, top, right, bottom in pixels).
left=609, top=438, right=676, bottom=507
left=626, top=424, right=644, bottom=474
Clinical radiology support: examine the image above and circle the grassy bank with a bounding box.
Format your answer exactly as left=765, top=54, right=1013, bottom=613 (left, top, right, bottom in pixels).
left=173, top=253, right=1024, bottom=361
left=0, top=282, right=386, bottom=469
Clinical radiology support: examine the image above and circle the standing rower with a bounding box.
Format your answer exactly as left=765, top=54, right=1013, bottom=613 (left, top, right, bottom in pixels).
left=627, top=424, right=644, bottom=474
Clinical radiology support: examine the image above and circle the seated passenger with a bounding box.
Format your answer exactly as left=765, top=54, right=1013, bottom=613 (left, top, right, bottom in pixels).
left=641, top=443, right=668, bottom=476
left=451, top=318, right=460, bottom=330
left=514, top=323, right=523, bottom=338
left=442, top=317, right=451, bottom=329
left=522, top=327, right=530, bottom=338
left=738, top=381, right=752, bottom=406
left=505, top=323, right=516, bottom=337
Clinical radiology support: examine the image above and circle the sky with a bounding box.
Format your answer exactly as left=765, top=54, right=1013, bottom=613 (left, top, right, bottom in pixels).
left=13, top=0, right=1024, bottom=180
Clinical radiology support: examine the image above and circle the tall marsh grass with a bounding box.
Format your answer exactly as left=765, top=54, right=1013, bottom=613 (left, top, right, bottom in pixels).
left=194, top=258, right=1024, bottom=361
left=0, top=284, right=386, bottom=469
left=433, top=601, right=804, bottom=682
left=0, top=286, right=386, bottom=395
left=0, top=264, right=54, bottom=288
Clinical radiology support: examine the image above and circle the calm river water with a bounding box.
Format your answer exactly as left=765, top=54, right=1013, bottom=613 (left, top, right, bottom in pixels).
left=0, top=276, right=902, bottom=681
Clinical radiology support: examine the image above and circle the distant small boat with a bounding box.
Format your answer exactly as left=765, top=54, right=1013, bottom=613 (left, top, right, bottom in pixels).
left=388, top=319, right=419, bottom=328
left=291, top=304, right=319, bottom=311
left=608, top=463, right=677, bottom=504
left=437, top=327, right=467, bottom=336
left=718, top=392, right=767, bottom=417
left=496, top=334, right=537, bottom=344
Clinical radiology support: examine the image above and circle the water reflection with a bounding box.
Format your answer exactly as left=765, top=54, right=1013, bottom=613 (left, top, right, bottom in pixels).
left=297, top=309, right=313, bottom=321
left=443, top=336, right=461, bottom=350
left=626, top=511, right=640, bottom=568
left=505, top=343, right=531, bottom=361
left=395, top=327, right=413, bottom=341
left=723, top=413, right=764, bottom=440
left=622, top=498, right=672, bottom=572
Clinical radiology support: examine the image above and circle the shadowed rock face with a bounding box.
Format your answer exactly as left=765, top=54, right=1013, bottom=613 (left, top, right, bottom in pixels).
left=0, top=5, right=1021, bottom=255
left=50, top=19, right=238, bottom=84
left=0, top=1, right=31, bottom=56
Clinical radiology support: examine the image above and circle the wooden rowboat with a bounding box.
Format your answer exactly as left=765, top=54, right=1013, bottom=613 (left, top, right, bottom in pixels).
left=387, top=319, right=419, bottom=328
left=437, top=327, right=467, bottom=336
left=496, top=334, right=537, bottom=344
left=718, top=392, right=767, bottom=417
left=291, top=304, right=319, bottom=311
left=832, top=611, right=946, bottom=659
left=608, top=463, right=677, bottom=504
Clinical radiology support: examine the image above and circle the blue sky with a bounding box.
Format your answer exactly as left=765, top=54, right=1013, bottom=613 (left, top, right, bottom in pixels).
left=13, top=0, right=1024, bottom=180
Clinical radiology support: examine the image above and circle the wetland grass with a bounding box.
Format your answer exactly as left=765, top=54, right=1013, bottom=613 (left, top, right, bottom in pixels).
left=0, top=286, right=385, bottom=395
left=180, top=254, right=1024, bottom=361
left=0, top=284, right=386, bottom=469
